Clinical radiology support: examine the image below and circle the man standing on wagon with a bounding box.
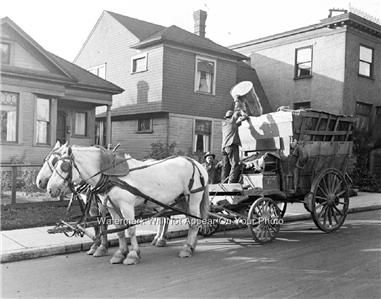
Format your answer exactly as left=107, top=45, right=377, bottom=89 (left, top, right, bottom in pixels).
left=221, top=81, right=263, bottom=183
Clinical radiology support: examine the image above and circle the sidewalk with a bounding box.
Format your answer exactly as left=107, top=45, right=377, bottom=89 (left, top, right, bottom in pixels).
left=1, top=192, right=380, bottom=263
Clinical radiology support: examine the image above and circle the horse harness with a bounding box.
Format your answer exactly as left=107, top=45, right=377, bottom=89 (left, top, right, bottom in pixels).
left=57, top=152, right=207, bottom=223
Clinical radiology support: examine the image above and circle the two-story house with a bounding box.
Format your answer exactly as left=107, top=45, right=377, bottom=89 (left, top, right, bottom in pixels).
left=0, top=17, right=123, bottom=164
left=230, top=9, right=381, bottom=175
left=74, top=10, right=271, bottom=159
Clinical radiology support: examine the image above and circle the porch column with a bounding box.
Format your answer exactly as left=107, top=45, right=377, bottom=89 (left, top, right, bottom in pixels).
left=106, top=105, right=112, bottom=148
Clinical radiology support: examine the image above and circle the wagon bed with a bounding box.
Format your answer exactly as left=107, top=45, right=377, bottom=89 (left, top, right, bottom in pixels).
left=204, top=108, right=355, bottom=243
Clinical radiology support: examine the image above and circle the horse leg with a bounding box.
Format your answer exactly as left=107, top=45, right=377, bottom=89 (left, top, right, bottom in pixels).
left=179, top=195, right=203, bottom=258
left=108, top=208, right=128, bottom=264
left=152, top=217, right=169, bottom=247
left=120, top=203, right=141, bottom=265
left=151, top=217, right=162, bottom=246
left=87, top=224, right=101, bottom=255
left=93, top=204, right=109, bottom=257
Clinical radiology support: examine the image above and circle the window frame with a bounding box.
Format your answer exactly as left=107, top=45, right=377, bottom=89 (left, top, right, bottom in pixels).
left=35, top=97, right=51, bottom=146
left=73, top=111, right=88, bottom=137
left=0, top=91, right=19, bottom=144
left=194, top=56, right=217, bottom=95
left=1, top=42, right=11, bottom=65
left=193, top=118, right=212, bottom=153
left=136, top=118, right=153, bottom=134
left=358, top=45, right=374, bottom=79
left=87, top=63, right=107, bottom=79
left=294, top=46, right=313, bottom=80
left=131, top=53, right=148, bottom=74
left=355, top=101, right=373, bottom=131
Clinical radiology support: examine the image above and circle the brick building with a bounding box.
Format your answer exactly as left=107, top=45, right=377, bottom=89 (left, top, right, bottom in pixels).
left=230, top=10, right=381, bottom=175
left=0, top=17, right=123, bottom=163
left=74, top=10, right=270, bottom=159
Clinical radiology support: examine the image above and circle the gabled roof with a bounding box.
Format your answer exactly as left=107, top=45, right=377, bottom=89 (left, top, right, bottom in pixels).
left=104, top=11, right=247, bottom=60
left=1, top=17, right=123, bottom=94
left=106, top=11, right=165, bottom=40
left=132, top=25, right=247, bottom=60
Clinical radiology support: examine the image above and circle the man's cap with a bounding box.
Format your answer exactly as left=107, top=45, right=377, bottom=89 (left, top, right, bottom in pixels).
left=204, top=152, right=215, bottom=159
left=230, top=81, right=253, bottom=98
left=224, top=110, right=234, bottom=118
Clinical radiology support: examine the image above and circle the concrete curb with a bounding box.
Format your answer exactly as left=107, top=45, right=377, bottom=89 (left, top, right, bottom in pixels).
left=1, top=205, right=380, bottom=263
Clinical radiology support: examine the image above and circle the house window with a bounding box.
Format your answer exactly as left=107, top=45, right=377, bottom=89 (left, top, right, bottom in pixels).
left=295, top=46, right=312, bottom=79
left=355, top=102, right=372, bottom=131
left=137, top=118, right=152, bottom=133
left=131, top=53, right=148, bottom=73
left=195, top=56, right=216, bottom=94
left=74, top=112, right=87, bottom=136
left=359, top=45, right=374, bottom=78
left=294, top=102, right=311, bottom=110
left=95, top=120, right=107, bottom=146
left=88, top=64, right=106, bottom=79
left=36, top=98, right=50, bottom=144
left=193, top=119, right=211, bottom=153
left=1, top=42, right=10, bottom=64
left=0, top=91, right=18, bottom=143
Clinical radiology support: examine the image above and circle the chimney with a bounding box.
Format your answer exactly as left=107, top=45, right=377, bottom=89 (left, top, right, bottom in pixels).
left=193, top=10, right=207, bottom=38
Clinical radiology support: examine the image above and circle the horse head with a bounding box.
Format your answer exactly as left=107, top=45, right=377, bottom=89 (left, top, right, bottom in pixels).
left=47, top=144, right=79, bottom=198
left=36, top=141, right=67, bottom=190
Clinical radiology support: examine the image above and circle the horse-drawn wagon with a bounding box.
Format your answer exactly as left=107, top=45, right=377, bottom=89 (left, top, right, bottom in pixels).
left=202, top=108, right=355, bottom=243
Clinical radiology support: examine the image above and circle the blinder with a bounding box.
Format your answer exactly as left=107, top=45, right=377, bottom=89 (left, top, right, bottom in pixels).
left=60, top=160, right=72, bottom=173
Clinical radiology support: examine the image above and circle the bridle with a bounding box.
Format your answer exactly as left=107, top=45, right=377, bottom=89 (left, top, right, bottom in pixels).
left=43, top=148, right=63, bottom=173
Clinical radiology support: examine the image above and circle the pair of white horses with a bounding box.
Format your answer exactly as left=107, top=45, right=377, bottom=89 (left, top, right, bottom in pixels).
left=36, top=141, right=209, bottom=265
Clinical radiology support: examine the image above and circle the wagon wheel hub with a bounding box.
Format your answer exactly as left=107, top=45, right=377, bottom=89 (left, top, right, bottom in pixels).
left=327, top=193, right=336, bottom=206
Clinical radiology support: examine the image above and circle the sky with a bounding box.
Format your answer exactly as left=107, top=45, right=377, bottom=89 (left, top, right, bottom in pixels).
left=2, top=0, right=381, bottom=62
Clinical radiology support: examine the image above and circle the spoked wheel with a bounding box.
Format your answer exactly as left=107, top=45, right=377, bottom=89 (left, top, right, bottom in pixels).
left=310, top=168, right=349, bottom=233
left=247, top=197, right=282, bottom=244
left=198, top=215, right=219, bottom=237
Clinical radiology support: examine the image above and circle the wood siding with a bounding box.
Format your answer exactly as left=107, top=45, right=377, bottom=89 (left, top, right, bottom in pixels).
left=74, top=12, right=164, bottom=110
left=162, top=45, right=237, bottom=119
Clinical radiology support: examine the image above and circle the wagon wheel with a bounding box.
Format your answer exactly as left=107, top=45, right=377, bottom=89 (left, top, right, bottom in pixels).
left=310, top=168, right=349, bottom=233
left=247, top=197, right=282, bottom=244
left=198, top=215, right=219, bottom=237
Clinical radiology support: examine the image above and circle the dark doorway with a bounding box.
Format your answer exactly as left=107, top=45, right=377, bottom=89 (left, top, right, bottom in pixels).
left=57, top=111, right=66, bottom=144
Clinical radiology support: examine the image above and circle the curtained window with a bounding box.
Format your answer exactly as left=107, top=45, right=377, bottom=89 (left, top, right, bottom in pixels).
left=95, top=121, right=107, bottom=146
left=295, top=46, right=313, bottom=79
left=195, top=57, right=216, bottom=94
left=0, top=91, right=18, bottom=142
left=36, top=98, right=50, bottom=144
left=193, top=119, right=211, bottom=153
left=137, top=118, right=152, bottom=133
left=74, top=112, right=87, bottom=136
left=355, top=102, right=372, bottom=131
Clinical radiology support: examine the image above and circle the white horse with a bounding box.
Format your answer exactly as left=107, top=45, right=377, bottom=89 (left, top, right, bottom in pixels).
left=36, top=142, right=170, bottom=256
left=47, top=144, right=209, bottom=265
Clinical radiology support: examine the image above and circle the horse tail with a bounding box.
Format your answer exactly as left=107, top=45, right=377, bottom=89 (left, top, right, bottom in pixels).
left=200, top=184, right=210, bottom=220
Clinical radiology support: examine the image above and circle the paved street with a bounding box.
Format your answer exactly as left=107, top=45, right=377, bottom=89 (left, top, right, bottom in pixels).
left=2, top=210, right=381, bottom=298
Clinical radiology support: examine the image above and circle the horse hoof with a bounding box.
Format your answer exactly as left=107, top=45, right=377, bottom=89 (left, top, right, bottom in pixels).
left=93, top=245, right=108, bottom=257
left=86, top=244, right=99, bottom=255
left=155, top=239, right=167, bottom=247
left=178, top=246, right=193, bottom=258
left=110, top=250, right=127, bottom=264
left=123, top=251, right=141, bottom=265
left=151, top=238, right=158, bottom=246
